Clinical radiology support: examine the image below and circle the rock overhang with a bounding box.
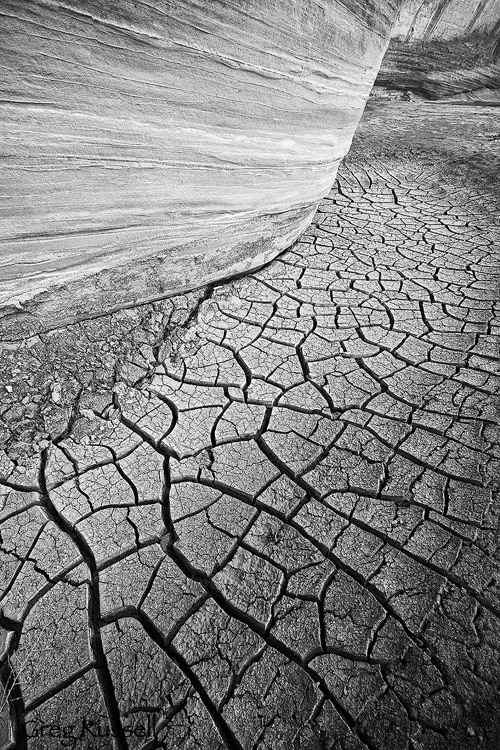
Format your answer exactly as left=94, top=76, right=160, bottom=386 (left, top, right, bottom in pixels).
left=0, top=0, right=402, bottom=338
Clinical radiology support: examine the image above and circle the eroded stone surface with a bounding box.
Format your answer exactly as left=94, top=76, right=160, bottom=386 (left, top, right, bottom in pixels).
left=1, top=101, right=500, bottom=749
left=0, top=0, right=400, bottom=335
left=375, top=0, right=500, bottom=100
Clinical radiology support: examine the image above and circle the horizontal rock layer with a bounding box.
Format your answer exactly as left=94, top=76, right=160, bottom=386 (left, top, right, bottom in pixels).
left=0, top=0, right=400, bottom=337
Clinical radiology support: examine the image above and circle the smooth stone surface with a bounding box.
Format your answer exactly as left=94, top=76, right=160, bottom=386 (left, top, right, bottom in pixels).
left=0, top=0, right=400, bottom=337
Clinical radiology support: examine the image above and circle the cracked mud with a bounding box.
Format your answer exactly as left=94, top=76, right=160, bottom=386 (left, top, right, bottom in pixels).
left=1, top=102, right=500, bottom=750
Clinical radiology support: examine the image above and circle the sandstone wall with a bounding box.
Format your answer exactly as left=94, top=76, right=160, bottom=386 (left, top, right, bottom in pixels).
left=391, top=0, right=500, bottom=41
left=0, top=0, right=401, bottom=337
left=376, top=0, right=500, bottom=98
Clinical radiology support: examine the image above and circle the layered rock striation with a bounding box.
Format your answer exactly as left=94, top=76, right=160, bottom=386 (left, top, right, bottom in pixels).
left=376, top=0, right=500, bottom=99
left=0, top=0, right=401, bottom=337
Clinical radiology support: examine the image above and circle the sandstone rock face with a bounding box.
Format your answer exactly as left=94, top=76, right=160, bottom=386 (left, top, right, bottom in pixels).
left=376, top=0, right=500, bottom=99
left=0, top=0, right=400, bottom=337
left=391, top=0, right=499, bottom=41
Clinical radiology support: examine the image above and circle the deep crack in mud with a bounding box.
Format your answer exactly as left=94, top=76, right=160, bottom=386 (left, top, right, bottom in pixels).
left=1, top=102, right=500, bottom=750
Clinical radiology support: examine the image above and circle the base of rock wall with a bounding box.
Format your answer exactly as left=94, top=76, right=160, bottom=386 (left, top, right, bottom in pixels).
left=0, top=203, right=318, bottom=340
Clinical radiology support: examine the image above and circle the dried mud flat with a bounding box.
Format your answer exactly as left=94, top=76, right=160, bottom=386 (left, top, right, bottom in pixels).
left=1, top=101, right=500, bottom=750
